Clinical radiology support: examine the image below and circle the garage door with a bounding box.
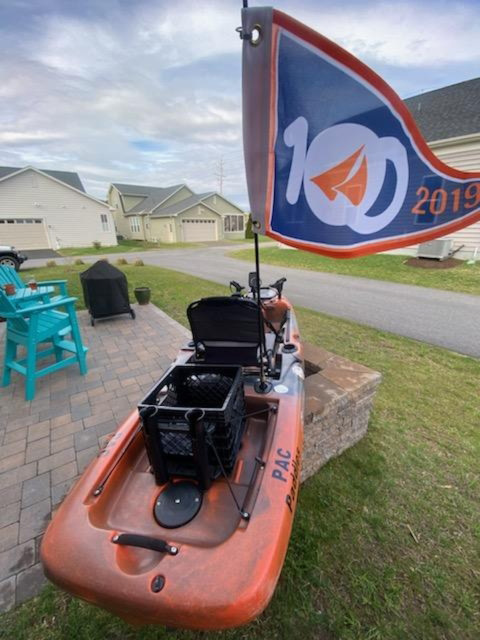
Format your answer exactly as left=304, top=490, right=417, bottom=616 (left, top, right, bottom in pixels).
left=182, top=219, right=216, bottom=242
left=0, top=218, right=49, bottom=249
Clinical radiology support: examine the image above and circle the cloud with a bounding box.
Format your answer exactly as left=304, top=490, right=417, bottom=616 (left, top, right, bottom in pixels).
left=0, top=0, right=478, bottom=208
left=301, top=1, right=480, bottom=67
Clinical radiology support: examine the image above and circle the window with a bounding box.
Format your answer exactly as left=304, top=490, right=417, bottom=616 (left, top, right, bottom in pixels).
left=0, top=218, right=42, bottom=224
left=224, top=215, right=244, bottom=233
left=101, top=213, right=109, bottom=232
left=130, top=216, right=140, bottom=233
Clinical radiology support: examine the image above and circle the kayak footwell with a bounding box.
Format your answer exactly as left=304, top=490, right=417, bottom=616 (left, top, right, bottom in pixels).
left=88, top=398, right=273, bottom=550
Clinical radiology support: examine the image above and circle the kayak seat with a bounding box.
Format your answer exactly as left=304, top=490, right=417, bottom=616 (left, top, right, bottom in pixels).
left=187, top=297, right=263, bottom=367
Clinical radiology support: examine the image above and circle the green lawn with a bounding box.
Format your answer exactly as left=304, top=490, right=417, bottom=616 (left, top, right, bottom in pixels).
left=230, top=247, right=480, bottom=295
left=58, top=237, right=274, bottom=257
left=20, top=263, right=228, bottom=322
left=2, top=265, right=479, bottom=639
left=59, top=239, right=199, bottom=256
left=225, top=235, right=274, bottom=243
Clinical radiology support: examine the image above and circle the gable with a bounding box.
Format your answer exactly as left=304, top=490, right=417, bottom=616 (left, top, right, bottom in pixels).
left=0, top=165, right=85, bottom=191
left=203, top=193, right=245, bottom=215
left=0, top=168, right=108, bottom=208
left=153, top=185, right=194, bottom=211
left=123, top=194, right=147, bottom=211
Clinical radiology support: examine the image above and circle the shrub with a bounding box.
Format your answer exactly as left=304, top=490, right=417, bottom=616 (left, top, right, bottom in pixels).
left=134, top=259, right=144, bottom=267
left=245, top=214, right=254, bottom=239
left=74, top=258, right=84, bottom=265
left=116, top=258, right=128, bottom=265
left=92, top=241, right=101, bottom=250
left=45, top=260, right=57, bottom=268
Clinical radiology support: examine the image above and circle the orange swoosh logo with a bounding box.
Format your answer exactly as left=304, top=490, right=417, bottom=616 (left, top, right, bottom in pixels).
left=310, top=145, right=368, bottom=205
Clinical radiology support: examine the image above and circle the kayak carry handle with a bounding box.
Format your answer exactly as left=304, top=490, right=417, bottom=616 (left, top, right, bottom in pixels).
left=112, top=533, right=178, bottom=555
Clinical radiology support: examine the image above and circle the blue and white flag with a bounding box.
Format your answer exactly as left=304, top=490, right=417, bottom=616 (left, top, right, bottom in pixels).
left=242, top=7, right=480, bottom=257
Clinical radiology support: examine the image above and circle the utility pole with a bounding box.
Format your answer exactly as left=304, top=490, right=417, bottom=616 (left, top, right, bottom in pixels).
left=215, top=156, right=225, bottom=194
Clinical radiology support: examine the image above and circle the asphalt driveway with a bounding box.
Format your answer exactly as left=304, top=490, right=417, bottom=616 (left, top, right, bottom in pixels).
left=25, top=245, right=480, bottom=357
left=23, top=249, right=60, bottom=259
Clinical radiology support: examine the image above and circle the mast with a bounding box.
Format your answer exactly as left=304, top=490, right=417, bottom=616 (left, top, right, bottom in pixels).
left=253, top=230, right=271, bottom=393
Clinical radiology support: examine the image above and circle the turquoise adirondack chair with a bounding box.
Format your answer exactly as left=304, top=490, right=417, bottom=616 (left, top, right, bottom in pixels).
left=0, top=291, right=88, bottom=401
left=0, top=265, right=68, bottom=299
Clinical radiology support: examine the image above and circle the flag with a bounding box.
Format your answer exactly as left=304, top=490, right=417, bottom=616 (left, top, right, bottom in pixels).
left=241, top=7, right=480, bottom=258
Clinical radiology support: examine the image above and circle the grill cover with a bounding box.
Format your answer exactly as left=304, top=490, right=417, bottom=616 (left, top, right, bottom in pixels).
left=80, top=260, right=132, bottom=319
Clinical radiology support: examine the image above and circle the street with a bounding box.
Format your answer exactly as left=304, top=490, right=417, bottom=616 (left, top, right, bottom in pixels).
left=26, top=244, right=480, bottom=358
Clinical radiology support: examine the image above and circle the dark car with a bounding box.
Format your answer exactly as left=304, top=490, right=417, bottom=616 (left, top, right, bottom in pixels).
left=0, top=245, right=28, bottom=271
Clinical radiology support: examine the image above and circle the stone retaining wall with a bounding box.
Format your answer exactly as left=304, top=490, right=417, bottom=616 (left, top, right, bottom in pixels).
left=301, top=343, right=382, bottom=482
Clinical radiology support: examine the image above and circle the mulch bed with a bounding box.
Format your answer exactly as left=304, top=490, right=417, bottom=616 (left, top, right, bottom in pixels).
left=404, top=257, right=464, bottom=270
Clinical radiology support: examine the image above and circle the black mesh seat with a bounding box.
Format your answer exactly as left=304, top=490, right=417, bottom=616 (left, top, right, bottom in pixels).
left=187, top=297, right=263, bottom=366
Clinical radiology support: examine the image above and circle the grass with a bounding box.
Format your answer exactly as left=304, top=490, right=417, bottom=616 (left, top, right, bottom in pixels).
left=58, top=237, right=273, bottom=257
left=225, top=236, right=274, bottom=243
left=57, top=237, right=272, bottom=257
left=19, top=264, right=228, bottom=322
left=59, top=239, right=199, bottom=256
left=2, top=265, right=480, bottom=639
left=230, top=247, right=480, bottom=295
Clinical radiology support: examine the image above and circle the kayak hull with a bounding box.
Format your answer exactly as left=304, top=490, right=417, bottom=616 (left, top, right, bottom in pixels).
left=41, top=311, right=304, bottom=630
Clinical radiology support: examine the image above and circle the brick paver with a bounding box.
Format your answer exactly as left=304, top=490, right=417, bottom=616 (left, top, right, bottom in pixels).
left=0, top=304, right=189, bottom=612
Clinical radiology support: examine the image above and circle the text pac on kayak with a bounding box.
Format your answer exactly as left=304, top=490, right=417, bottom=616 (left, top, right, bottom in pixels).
left=241, top=7, right=480, bottom=258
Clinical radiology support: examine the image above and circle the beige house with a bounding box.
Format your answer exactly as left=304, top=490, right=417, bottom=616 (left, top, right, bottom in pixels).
left=108, top=182, right=247, bottom=243
left=393, top=78, right=480, bottom=260
left=0, top=166, right=117, bottom=250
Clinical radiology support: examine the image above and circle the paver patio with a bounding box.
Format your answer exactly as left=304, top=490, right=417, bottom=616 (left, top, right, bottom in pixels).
left=0, top=304, right=189, bottom=613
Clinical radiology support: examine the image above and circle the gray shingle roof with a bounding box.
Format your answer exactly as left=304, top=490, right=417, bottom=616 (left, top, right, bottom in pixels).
left=150, top=192, right=215, bottom=218
left=404, top=77, right=480, bottom=142
left=112, top=183, right=185, bottom=214
left=0, top=166, right=85, bottom=191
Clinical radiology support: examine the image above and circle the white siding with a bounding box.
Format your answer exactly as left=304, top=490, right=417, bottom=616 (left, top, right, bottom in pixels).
left=0, top=170, right=117, bottom=249
left=386, top=135, right=480, bottom=260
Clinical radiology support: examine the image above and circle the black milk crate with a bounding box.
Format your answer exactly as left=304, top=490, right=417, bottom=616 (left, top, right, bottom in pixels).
left=139, top=364, right=246, bottom=484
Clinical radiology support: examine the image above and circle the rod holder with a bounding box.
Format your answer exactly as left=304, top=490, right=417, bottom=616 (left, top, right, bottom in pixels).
left=140, top=407, right=169, bottom=486
left=186, top=408, right=211, bottom=491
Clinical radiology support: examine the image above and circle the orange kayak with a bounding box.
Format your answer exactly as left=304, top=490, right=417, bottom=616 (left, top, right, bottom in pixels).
left=41, top=297, right=304, bottom=630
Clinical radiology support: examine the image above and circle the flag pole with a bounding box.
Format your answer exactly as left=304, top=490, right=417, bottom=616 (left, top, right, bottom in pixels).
left=253, top=229, right=271, bottom=393
left=241, top=0, right=269, bottom=393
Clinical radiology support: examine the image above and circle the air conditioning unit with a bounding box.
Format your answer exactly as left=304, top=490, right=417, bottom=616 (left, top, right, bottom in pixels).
left=417, top=239, right=452, bottom=260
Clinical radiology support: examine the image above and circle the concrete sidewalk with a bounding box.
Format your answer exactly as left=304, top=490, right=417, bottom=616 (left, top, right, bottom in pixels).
left=0, top=304, right=189, bottom=612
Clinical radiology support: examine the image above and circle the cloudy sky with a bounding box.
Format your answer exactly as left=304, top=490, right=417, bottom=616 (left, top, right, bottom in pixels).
left=1, top=0, right=479, bottom=207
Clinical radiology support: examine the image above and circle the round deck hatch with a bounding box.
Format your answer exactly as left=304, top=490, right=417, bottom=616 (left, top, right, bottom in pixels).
left=154, top=481, right=203, bottom=529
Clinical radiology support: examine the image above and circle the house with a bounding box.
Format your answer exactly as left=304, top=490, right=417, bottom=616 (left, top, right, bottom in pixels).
left=108, top=182, right=247, bottom=243
left=394, top=77, right=480, bottom=260
left=0, top=166, right=117, bottom=250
